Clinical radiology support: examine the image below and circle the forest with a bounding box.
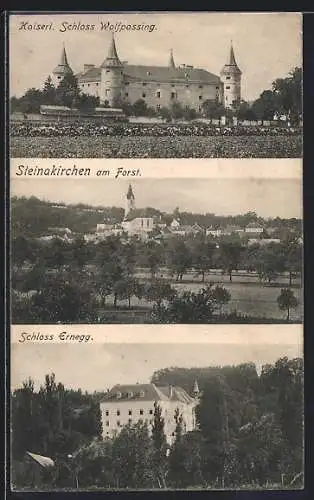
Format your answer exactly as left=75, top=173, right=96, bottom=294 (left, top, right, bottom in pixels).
left=11, top=357, right=303, bottom=490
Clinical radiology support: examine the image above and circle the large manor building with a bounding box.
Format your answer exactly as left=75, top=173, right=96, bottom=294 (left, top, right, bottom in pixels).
left=100, top=381, right=200, bottom=444
left=51, top=36, right=242, bottom=111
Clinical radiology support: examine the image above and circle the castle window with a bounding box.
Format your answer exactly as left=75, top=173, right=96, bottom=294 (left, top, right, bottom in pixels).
left=226, top=86, right=230, bottom=90
left=117, top=420, right=121, bottom=427
left=57, top=76, right=61, bottom=80
left=128, top=391, right=133, bottom=398
left=199, top=95, right=203, bottom=100
left=170, top=92, right=176, bottom=100
left=128, top=410, right=132, bottom=415
left=106, top=421, right=109, bottom=426
left=140, top=409, right=144, bottom=415
left=117, top=410, right=120, bottom=416
left=216, top=86, right=220, bottom=90
left=147, top=71, right=152, bottom=76
left=87, top=84, right=90, bottom=87
left=198, top=85, right=203, bottom=89
left=142, top=82, right=147, bottom=86
left=156, top=104, right=161, bottom=111
left=226, top=76, right=231, bottom=80
left=142, top=93, right=146, bottom=98
left=156, top=91, right=161, bottom=98
left=140, top=391, right=145, bottom=398
left=125, top=93, right=129, bottom=97
left=149, top=409, right=153, bottom=415
left=96, top=83, right=99, bottom=86
left=106, top=69, right=110, bottom=73
left=105, top=410, right=109, bottom=416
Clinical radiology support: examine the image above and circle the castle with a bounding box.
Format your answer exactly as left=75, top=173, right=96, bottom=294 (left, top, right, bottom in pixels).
left=51, top=36, right=242, bottom=111
left=100, top=381, right=200, bottom=444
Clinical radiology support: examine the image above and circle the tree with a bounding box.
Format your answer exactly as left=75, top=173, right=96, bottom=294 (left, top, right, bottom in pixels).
left=168, top=240, right=192, bottom=281
left=151, top=402, right=168, bottom=488
left=132, top=99, right=149, bottom=117
left=42, top=76, right=57, bottom=105
left=112, top=422, right=155, bottom=488
left=191, top=240, right=216, bottom=282
left=55, top=73, right=80, bottom=108
left=212, top=285, right=231, bottom=316
left=251, top=90, right=278, bottom=121
left=235, top=100, right=257, bottom=121
left=219, top=241, right=245, bottom=282
left=272, top=67, right=302, bottom=125
left=277, top=288, right=299, bottom=322
left=144, top=279, right=176, bottom=311
left=152, top=286, right=216, bottom=324
left=201, top=100, right=225, bottom=119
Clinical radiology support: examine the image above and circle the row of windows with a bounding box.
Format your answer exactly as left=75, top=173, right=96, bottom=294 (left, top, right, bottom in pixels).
left=105, top=419, right=153, bottom=427
left=80, top=82, right=221, bottom=91
left=104, top=409, right=154, bottom=416
left=124, top=91, right=206, bottom=100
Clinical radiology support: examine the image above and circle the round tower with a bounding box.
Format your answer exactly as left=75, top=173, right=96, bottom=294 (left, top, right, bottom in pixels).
left=220, top=42, right=242, bottom=109
left=51, top=45, right=73, bottom=87
left=100, top=34, right=124, bottom=108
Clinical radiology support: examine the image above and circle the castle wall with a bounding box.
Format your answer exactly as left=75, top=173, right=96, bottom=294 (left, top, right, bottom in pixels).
left=78, top=76, right=224, bottom=111
left=100, top=67, right=124, bottom=107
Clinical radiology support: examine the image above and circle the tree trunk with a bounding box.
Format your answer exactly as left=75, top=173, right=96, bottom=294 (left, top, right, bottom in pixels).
left=128, top=296, right=131, bottom=309
left=201, top=271, right=205, bottom=283
left=287, top=307, right=290, bottom=322
left=289, top=271, right=293, bottom=287
left=114, top=293, right=117, bottom=308
left=229, top=270, right=232, bottom=282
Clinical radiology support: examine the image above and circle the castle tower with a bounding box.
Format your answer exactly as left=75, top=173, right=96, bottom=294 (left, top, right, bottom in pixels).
left=100, top=34, right=124, bottom=108
left=125, top=184, right=135, bottom=219
left=168, top=49, right=176, bottom=69
left=51, top=45, right=73, bottom=87
left=220, top=42, right=242, bottom=109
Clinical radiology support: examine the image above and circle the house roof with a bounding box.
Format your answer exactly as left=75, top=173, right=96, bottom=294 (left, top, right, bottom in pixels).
left=53, top=46, right=73, bottom=76
left=77, top=64, right=220, bottom=85
left=26, top=451, right=55, bottom=468
left=101, top=383, right=195, bottom=404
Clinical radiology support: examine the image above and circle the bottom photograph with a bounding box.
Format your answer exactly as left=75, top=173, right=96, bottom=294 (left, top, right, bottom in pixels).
left=10, top=326, right=303, bottom=491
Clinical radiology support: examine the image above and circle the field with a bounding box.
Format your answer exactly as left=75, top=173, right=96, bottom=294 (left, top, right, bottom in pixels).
left=98, top=271, right=303, bottom=323
left=10, top=135, right=302, bottom=158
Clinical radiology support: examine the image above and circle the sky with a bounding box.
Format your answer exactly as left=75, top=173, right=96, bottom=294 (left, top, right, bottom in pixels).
left=9, top=12, right=302, bottom=100
left=11, top=335, right=302, bottom=392
left=11, top=177, right=302, bottom=219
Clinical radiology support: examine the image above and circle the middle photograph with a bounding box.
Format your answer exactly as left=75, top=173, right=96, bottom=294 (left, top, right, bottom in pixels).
left=11, top=159, right=302, bottom=325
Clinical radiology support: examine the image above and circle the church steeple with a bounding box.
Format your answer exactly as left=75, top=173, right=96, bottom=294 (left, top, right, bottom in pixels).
left=125, top=184, right=135, bottom=219
left=220, top=41, right=242, bottom=109
left=221, top=41, right=241, bottom=75
left=193, top=379, right=200, bottom=397
left=168, top=48, right=175, bottom=69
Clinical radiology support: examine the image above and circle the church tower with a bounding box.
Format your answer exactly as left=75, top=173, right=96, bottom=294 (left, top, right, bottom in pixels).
left=168, top=49, right=176, bottom=69
left=124, top=184, right=135, bottom=219
left=51, top=45, right=73, bottom=87
left=100, top=34, right=124, bottom=108
left=220, top=42, right=242, bottom=109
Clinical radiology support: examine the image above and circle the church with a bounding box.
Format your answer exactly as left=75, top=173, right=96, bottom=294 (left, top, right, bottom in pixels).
left=99, top=380, right=200, bottom=444
left=51, top=36, right=242, bottom=111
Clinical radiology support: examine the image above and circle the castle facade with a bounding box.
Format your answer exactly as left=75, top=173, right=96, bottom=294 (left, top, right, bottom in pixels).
left=51, top=36, right=242, bottom=111
left=100, top=382, right=200, bottom=444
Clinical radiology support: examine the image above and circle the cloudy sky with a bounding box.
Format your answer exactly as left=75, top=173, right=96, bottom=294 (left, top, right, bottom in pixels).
left=11, top=177, right=302, bottom=219
left=11, top=328, right=302, bottom=392
left=9, top=12, right=301, bottom=100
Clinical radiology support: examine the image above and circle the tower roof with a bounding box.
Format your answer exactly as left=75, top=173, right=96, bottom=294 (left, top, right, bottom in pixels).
left=168, top=49, right=175, bottom=69
left=193, top=379, right=200, bottom=394
left=126, top=184, right=135, bottom=200
left=53, top=46, right=73, bottom=76
left=101, top=34, right=123, bottom=68
left=220, top=42, right=242, bottom=76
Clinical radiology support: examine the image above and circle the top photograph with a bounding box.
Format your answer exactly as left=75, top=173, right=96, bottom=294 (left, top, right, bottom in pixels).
left=9, top=12, right=302, bottom=159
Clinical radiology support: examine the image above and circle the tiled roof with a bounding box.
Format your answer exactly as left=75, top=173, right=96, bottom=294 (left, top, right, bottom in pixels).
left=101, top=383, right=195, bottom=404
left=77, top=65, right=220, bottom=84
left=124, top=208, right=154, bottom=221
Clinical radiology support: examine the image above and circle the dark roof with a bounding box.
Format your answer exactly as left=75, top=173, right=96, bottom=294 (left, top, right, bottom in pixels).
left=53, top=47, right=73, bottom=76
left=101, top=383, right=195, bottom=404
left=77, top=65, right=220, bottom=84
left=124, top=208, right=154, bottom=221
